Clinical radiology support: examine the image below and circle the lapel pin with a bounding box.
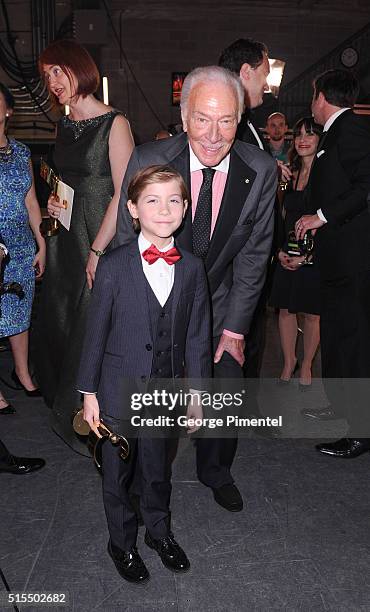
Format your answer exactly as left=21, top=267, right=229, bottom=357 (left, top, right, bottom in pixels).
left=245, top=178, right=250, bottom=184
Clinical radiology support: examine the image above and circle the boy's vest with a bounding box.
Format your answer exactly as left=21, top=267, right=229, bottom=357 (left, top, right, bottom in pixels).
left=146, top=283, right=174, bottom=380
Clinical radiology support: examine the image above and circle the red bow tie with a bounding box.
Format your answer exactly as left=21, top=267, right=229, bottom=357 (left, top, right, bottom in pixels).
left=142, top=244, right=182, bottom=265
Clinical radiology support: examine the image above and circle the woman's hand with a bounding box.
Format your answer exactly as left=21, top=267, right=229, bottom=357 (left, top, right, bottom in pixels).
left=277, top=160, right=292, bottom=183
left=33, top=247, right=46, bottom=277
left=86, top=250, right=99, bottom=290
left=278, top=250, right=305, bottom=271
left=47, top=193, right=64, bottom=219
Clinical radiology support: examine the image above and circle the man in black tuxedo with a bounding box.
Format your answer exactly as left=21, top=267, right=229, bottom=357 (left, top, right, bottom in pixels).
left=218, top=39, right=269, bottom=151
left=115, top=66, right=277, bottom=511
left=296, top=69, right=370, bottom=458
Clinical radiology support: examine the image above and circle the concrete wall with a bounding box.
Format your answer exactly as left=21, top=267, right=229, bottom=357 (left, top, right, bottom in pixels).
left=1, top=0, right=369, bottom=142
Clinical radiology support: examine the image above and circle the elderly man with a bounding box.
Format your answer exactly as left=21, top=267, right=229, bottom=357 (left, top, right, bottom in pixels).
left=115, top=66, right=277, bottom=511
left=296, top=69, right=370, bottom=458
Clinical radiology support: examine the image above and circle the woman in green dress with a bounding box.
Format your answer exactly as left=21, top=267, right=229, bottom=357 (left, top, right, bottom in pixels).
left=36, top=40, right=134, bottom=452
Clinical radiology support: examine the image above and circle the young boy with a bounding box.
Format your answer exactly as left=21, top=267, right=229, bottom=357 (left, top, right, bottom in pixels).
left=77, top=165, right=211, bottom=584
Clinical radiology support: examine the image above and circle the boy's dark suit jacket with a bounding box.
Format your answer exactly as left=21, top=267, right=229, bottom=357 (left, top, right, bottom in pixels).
left=77, top=240, right=212, bottom=419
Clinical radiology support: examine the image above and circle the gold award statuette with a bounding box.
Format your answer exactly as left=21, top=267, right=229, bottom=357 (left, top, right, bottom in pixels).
left=39, top=159, right=60, bottom=237
left=72, top=409, right=130, bottom=468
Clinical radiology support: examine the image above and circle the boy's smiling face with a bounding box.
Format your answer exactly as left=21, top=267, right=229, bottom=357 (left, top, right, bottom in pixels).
left=127, top=179, right=187, bottom=248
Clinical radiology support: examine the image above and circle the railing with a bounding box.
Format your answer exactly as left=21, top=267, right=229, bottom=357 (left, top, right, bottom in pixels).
left=278, top=22, right=370, bottom=123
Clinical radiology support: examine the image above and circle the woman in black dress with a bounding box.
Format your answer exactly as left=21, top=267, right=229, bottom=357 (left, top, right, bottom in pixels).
left=270, top=117, right=322, bottom=388
left=35, top=40, right=134, bottom=452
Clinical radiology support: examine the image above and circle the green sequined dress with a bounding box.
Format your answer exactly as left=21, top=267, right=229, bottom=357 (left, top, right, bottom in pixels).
left=35, top=110, right=120, bottom=452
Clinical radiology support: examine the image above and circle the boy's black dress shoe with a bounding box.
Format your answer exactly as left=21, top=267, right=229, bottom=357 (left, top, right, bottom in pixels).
left=315, top=438, right=370, bottom=458
left=212, top=483, right=243, bottom=512
left=107, top=539, right=149, bottom=583
left=0, top=455, right=45, bottom=474
left=144, top=530, right=190, bottom=573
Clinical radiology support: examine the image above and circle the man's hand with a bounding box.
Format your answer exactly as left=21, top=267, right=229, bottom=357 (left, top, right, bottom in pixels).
left=295, top=214, right=324, bottom=240
left=185, top=393, right=203, bottom=434
left=214, top=334, right=245, bottom=367
left=83, top=394, right=102, bottom=438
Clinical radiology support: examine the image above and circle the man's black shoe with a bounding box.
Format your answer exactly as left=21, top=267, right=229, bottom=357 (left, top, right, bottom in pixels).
left=0, top=455, right=45, bottom=474
left=144, top=530, right=190, bottom=573
left=301, top=407, right=338, bottom=421
left=212, top=483, right=243, bottom=512
left=316, top=438, right=370, bottom=458
left=107, top=539, right=149, bottom=583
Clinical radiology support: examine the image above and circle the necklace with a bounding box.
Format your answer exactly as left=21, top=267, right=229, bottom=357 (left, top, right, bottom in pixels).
left=0, top=137, right=13, bottom=162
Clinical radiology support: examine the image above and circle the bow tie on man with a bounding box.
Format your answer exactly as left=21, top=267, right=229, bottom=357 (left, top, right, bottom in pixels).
left=142, top=244, right=182, bottom=265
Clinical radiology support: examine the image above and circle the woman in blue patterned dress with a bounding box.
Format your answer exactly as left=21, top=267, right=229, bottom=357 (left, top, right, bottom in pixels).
left=0, top=83, right=45, bottom=411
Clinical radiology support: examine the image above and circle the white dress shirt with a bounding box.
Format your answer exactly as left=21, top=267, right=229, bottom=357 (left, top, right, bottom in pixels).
left=139, top=232, right=175, bottom=307
left=323, top=107, right=350, bottom=133
left=316, top=108, right=351, bottom=223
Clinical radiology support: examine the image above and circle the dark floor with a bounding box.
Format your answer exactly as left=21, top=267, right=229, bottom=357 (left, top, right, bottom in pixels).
left=1, top=310, right=369, bottom=612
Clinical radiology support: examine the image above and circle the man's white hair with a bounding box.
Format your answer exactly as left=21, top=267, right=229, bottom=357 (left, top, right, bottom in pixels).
left=180, top=65, right=244, bottom=121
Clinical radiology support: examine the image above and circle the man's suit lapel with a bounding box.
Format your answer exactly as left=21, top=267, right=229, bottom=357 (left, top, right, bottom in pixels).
left=237, top=110, right=268, bottom=151
left=171, top=146, right=193, bottom=251
left=315, top=110, right=352, bottom=160
left=205, top=148, right=256, bottom=271
left=128, top=241, right=153, bottom=340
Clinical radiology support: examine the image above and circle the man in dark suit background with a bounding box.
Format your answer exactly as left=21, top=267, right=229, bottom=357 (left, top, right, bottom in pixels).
left=296, top=69, right=370, bottom=458
left=115, top=66, right=277, bottom=512
left=218, top=38, right=270, bottom=151
left=218, top=38, right=288, bottom=386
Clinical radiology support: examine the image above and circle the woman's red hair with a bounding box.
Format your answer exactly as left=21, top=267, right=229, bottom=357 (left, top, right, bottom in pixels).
left=39, top=39, right=100, bottom=104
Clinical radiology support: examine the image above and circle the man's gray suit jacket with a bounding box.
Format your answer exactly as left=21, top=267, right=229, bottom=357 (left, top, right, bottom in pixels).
left=114, top=133, right=277, bottom=338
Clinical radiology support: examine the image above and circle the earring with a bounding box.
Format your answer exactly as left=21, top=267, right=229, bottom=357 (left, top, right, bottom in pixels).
left=5, top=113, right=9, bottom=117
